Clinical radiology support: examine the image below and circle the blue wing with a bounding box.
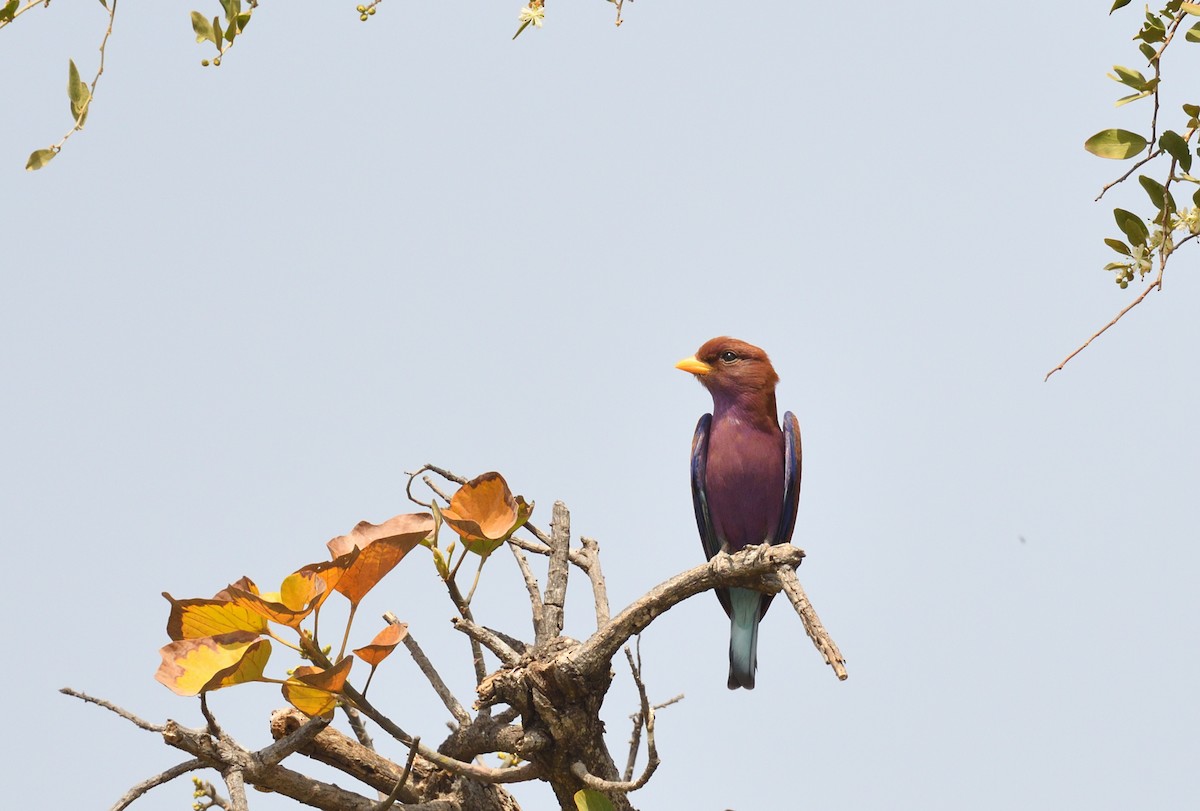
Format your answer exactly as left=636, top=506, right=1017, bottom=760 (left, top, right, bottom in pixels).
left=775, top=411, right=803, bottom=545
left=690, top=413, right=733, bottom=618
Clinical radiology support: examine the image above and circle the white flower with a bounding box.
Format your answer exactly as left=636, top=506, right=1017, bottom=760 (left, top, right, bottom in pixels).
left=519, top=3, right=544, bottom=27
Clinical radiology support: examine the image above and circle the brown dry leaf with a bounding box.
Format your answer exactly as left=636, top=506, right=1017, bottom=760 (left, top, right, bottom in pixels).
left=155, top=631, right=272, bottom=696
left=212, top=576, right=259, bottom=601
left=163, top=592, right=269, bottom=641
left=440, top=472, right=534, bottom=557
left=326, top=513, right=434, bottom=606
left=353, top=622, right=408, bottom=667
left=226, top=574, right=326, bottom=628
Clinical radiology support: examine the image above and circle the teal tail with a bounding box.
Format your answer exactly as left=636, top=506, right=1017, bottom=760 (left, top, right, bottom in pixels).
left=727, top=587, right=761, bottom=690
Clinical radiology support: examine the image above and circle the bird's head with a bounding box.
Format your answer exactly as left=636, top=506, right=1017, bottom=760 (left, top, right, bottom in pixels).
left=676, top=336, right=780, bottom=418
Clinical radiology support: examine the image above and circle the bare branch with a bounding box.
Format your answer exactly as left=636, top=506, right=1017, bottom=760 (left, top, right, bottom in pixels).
left=257, top=712, right=331, bottom=767
left=1044, top=277, right=1160, bottom=381
left=773, top=566, right=848, bottom=680
left=570, top=543, right=811, bottom=674
left=542, top=501, right=571, bottom=640
left=579, top=536, right=610, bottom=629
left=221, top=766, right=249, bottom=811
left=109, top=758, right=204, bottom=811
left=451, top=616, right=523, bottom=666
left=60, top=687, right=163, bottom=733
left=374, top=736, right=420, bottom=811
left=163, top=721, right=381, bottom=811
left=340, top=704, right=376, bottom=750
left=396, top=620, right=473, bottom=726
left=508, top=538, right=546, bottom=638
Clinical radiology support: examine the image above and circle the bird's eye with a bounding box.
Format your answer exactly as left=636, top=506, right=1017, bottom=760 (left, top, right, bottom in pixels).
left=719, top=350, right=739, bottom=363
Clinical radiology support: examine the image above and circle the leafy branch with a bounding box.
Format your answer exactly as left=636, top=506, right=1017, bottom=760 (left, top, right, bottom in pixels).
left=1046, top=0, right=1200, bottom=380
left=64, top=466, right=845, bottom=810
left=24, top=0, right=117, bottom=171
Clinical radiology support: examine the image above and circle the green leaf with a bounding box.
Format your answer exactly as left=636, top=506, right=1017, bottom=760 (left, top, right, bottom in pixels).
left=1183, top=103, right=1200, bottom=118
left=1181, top=2, right=1200, bottom=15
left=25, top=148, right=57, bottom=171
left=213, top=15, right=223, bottom=50
left=1138, top=175, right=1176, bottom=214
left=67, top=59, right=84, bottom=106
left=1104, top=238, right=1132, bottom=256
left=1115, top=91, right=1152, bottom=107
left=1110, top=0, right=1131, bottom=11
left=1108, top=65, right=1148, bottom=90
left=1159, top=130, right=1193, bottom=172
left=191, top=11, right=215, bottom=45
left=1114, top=208, right=1150, bottom=246
left=236, top=12, right=251, bottom=32
left=1083, top=129, right=1148, bottom=159
left=219, top=0, right=240, bottom=23
left=0, top=0, right=19, bottom=22
left=1194, top=188, right=1200, bottom=208
left=1186, top=22, right=1200, bottom=42
left=98, top=0, right=108, bottom=8
left=573, top=790, right=616, bottom=811
left=1138, top=42, right=1156, bottom=61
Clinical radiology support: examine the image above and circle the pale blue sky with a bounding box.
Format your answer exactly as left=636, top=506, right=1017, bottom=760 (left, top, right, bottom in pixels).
left=3, top=2, right=1198, bottom=809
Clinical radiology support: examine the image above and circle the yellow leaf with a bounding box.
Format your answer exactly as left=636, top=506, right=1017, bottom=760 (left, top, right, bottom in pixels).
left=154, top=631, right=271, bottom=696
left=281, top=658, right=353, bottom=716
left=282, top=680, right=337, bottom=717
left=441, top=472, right=533, bottom=557
left=163, top=592, right=269, bottom=641
left=227, top=577, right=326, bottom=628
left=353, top=622, right=407, bottom=667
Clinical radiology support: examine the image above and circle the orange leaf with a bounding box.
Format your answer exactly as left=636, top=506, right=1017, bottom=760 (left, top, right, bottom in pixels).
left=327, top=513, right=434, bottom=606
left=155, top=631, right=271, bottom=696
left=295, top=553, right=357, bottom=613
left=163, top=592, right=269, bottom=641
left=353, top=622, right=408, bottom=667
left=440, top=472, right=533, bottom=557
left=294, top=656, right=354, bottom=692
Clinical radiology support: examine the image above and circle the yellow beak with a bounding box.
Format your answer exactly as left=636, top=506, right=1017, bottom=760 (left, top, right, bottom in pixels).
left=675, top=355, right=713, bottom=376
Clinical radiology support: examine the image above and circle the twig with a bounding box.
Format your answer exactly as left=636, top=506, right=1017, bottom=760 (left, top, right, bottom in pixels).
left=192, top=778, right=229, bottom=810
left=508, top=538, right=546, bottom=639
left=451, top=617, right=523, bottom=666
left=60, top=687, right=163, bottom=733
left=422, top=474, right=453, bottom=504
left=542, top=501, right=571, bottom=639
left=200, top=693, right=225, bottom=739
left=404, top=463, right=467, bottom=509
left=1044, top=276, right=1160, bottom=381
left=340, top=704, right=376, bottom=750
left=108, top=758, right=204, bottom=811
left=774, top=566, right=848, bottom=680
left=579, top=536, right=610, bottom=628
left=624, top=691, right=684, bottom=783
left=397, top=621, right=472, bottom=726
left=1095, top=148, right=1163, bottom=201
left=374, top=736, right=420, bottom=811
left=446, top=577, right=489, bottom=686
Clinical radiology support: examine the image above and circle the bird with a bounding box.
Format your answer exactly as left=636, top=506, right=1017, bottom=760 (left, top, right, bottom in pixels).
left=676, top=337, right=801, bottom=690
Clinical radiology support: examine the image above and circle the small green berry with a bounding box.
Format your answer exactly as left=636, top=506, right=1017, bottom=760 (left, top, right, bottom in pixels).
left=360, top=13, right=368, bottom=20
left=201, top=59, right=210, bottom=66
left=356, top=4, right=365, bottom=10
left=368, top=6, right=376, bottom=13
left=213, top=56, right=221, bottom=66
